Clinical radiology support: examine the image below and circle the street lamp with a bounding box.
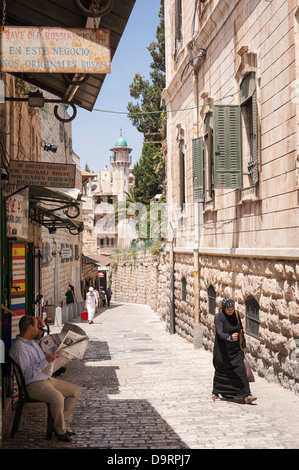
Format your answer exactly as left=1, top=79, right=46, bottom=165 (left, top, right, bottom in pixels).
left=5, top=91, right=77, bottom=123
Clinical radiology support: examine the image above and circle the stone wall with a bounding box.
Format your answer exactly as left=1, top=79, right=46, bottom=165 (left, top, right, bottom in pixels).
left=173, top=252, right=195, bottom=342
left=111, top=251, right=162, bottom=312
left=199, top=254, right=299, bottom=393
left=111, top=249, right=194, bottom=342
left=112, top=248, right=299, bottom=393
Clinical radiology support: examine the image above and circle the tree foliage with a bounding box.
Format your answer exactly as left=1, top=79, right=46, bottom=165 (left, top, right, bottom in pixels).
left=127, top=0, right=165, bottom=135
left=132, top=144, right=164, bottom=203
left=127, top=0, right=166, bottom=208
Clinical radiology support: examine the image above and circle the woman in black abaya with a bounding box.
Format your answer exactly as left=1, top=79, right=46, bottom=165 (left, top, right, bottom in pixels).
left=212, top=298, right=257, bottom=404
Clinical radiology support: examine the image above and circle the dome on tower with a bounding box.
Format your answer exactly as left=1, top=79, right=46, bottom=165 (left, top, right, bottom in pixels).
left=114, top=136, right=127, bottom=147
left=114, top=128, right=127, bottom=147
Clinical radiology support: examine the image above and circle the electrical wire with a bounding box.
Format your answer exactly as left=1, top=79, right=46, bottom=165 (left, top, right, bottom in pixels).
left=78, top=90, right=241, bottom=117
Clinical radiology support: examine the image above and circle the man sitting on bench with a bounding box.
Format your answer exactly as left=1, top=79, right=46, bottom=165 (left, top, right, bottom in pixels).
left=9, top=315, right=81, bottom=442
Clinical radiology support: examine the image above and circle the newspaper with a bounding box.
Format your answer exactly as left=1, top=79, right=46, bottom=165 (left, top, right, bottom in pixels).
left=39, top=323, right=89, bottom=374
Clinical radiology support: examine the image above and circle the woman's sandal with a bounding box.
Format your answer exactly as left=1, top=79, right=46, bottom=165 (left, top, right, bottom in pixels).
left=212, top=393, right=222, bottom=402
left=244, top=394, right=257, bottom=404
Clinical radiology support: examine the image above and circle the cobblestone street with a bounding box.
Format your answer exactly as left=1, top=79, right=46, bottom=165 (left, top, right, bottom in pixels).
left=3, top=302, right=299, bottom=451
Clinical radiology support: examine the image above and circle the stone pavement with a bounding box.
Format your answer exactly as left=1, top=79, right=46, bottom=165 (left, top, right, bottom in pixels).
left=2, top=302, right=299, bottom=450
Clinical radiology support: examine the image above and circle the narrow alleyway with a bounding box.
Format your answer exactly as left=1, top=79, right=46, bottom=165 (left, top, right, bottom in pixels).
left=3, top=302, right=299, bottom=450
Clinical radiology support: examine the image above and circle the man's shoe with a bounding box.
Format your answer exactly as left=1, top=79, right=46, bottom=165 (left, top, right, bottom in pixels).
left=67, top=430, right=76, bottom=436
left=56, top=432, right=72, bottom=442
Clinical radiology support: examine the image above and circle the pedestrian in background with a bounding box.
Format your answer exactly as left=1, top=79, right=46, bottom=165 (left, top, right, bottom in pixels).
left=94, top=287, right=100, bottom=312
left=65, top=285, right=74, bottom=305
left=85, top=286, right=98, bottom=324
left=100, top=288, right=106, bottom=307
left=106, top=287, right=112, bottom=307
left=212, top=297, right=257, bottom=404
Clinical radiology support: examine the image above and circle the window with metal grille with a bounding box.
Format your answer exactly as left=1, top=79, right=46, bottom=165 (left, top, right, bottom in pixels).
left=208, top=285, right=216, bottom=315
left=240, top=72, right=258, bottom=187
left=182, top=277, right=187, bottom=301
left=245, top=296, right=260, bottom=339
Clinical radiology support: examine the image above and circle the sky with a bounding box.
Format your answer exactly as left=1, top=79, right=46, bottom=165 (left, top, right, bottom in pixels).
left=72, top=0, right=162, bottom=174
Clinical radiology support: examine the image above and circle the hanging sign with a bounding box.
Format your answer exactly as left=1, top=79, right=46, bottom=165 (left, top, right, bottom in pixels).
left=9, top=161, right=76, bottom=188
left=0, top=26, right=111, bottom=74
left=3, top=184, right=29, bottom=238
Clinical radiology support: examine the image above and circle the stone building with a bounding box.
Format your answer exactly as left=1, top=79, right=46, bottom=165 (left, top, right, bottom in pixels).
left=1, top=81, right=84, bottom=322
left=159, top=0, right=299, bottom=391
left=81, top=130, right=134, bottom=256
left=39, top=100, right=84, bottom=312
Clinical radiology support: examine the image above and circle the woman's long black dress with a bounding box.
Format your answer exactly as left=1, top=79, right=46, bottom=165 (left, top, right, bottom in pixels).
left=212, top=310, right=251, bottom=402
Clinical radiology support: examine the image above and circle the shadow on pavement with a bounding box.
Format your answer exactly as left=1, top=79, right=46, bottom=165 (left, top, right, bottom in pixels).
left=2, top=337, right=188, bottom=450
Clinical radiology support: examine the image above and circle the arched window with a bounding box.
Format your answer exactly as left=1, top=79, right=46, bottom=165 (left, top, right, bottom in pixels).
left=182, top=277, right=187, bottom=301
left=208, top=285, right=216, bottom=315
left=245, top=296, right=260, bottom=339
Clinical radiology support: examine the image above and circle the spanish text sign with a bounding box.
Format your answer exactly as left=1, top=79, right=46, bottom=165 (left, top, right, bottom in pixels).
left=0, top=26, right=111, bottom=74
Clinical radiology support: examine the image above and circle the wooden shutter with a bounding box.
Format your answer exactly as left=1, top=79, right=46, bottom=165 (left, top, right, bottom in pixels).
left=248, top=90, right=259, bottom=185
left=172, top=3, right=176, bottom=55
left=213, top=105, right=242, bottom=188
left=173, top=0, right=182, bottom=55
left=192, top=137, right=204, bottom=202
left=176, top=0, right=182, bottom=41
left=179, top=141, right=185, bottom=208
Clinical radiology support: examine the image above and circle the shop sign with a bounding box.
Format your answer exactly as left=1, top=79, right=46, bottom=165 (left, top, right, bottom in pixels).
left=3, top=184, right=29, bottom=238
left=0, top=26, right=111, bottom=74
left=61, top=247, right=72, bottom=259
left=9, top=161, right=76, bottom=188
left=98, top=271, right=104, bottom=277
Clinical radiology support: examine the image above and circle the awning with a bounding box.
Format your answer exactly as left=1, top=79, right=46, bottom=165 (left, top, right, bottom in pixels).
left=81, top=170, right=96, bottom=185
left=82, top=253, right=111, bottom=266
left=29, top=186, right=83, bottom=234
left=82, top=254, right=102, bottom=266
left=29, top=186, right=82, bottom=202
left=3, top=0, right=136, bottom=112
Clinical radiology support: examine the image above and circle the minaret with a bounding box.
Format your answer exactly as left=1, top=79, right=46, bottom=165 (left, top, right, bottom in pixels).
left=110, top=128, right=132, bottom=195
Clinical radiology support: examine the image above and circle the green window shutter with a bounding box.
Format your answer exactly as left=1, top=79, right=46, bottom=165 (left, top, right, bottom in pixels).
left=179, top=141, right=185, bottom=208
left=248, top=90, right=259, bottom=185
left=213, top=105, right=242, bottom=188
left=192, top=137, right=204, bottom=202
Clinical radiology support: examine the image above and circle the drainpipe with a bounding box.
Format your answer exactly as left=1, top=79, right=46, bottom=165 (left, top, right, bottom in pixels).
left=169, top=232, right=175, bottom=335
left=163, top=83, right=176, bottom=335
left=191, top=62, right=203, bottom=349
